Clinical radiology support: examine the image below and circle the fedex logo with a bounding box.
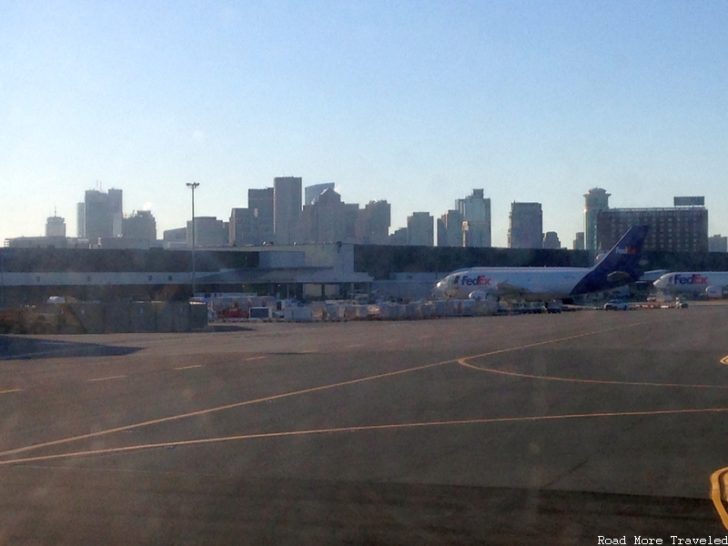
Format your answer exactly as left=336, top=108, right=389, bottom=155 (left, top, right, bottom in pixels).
left=673, top=274, right=708, bottom=285
left=461, top=275, right=491, bottom=287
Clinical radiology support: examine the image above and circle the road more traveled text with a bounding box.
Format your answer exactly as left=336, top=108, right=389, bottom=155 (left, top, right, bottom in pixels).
left=598, top=537, right=728, bottom=545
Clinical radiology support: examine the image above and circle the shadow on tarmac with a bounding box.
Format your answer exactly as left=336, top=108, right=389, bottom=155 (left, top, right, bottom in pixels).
left=0, top=335, right=141, bottom=360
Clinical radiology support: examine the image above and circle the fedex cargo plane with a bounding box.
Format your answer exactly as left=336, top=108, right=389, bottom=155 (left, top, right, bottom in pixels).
left=434, top=225, right=648, bottom=300
left=653, top=271, right=728, bottom=299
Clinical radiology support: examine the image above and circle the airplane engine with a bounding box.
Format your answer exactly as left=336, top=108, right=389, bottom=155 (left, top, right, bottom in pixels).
left=705, top=285, right=723, bottom=299
left=468, top=290, right=487, bottom=301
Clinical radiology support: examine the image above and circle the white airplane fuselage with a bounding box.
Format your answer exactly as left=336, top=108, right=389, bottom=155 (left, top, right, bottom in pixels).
left=435, top=267, right=592, bottom=300
left=433, top=225, right=650, bottom=301
left=653, top=271, right=728, bottom=298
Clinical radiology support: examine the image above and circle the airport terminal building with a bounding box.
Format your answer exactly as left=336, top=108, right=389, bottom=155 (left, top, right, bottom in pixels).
left=3, top=241, right=728, bottom=307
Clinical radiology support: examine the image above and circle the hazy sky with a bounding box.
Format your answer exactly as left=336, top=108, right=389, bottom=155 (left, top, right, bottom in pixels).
left=2, top=0, right=727, bottom=247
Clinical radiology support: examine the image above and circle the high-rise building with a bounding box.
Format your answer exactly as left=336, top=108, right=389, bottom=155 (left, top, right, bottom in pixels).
left=437, top=210, right=463, bottom=247
left=584, top=188, right=610, bottom=252
left=455, top=189, right=491, bottom=247
left=76, top=203, right=85, bottom=238
left=186, top=217, right=228, bottom=248
left=709, top=235, right=728, bottom=253
left=305, top=183, right=336, bottom=206
left=122, top=210, right=156, bottom=241
left=229, top=208, right=254, bottom=246
left=273, top=177, right=302, bottom=245
left=45, top=215, right=66, bottom=238
left=597, top=207, right=708, bottom=252
left=84, top=188, right=123, bottom=241
left=108, top=188, right=123, bottom=237
left=355, top=200, right=391, bottom=244
left=542, top=231, right=561, bottom=249
left=573, top=232, right=585, bottom=251
left=407, top=212, right=434, bottom=246
left=248, top=188, right=275, bottom=244
left=299, top=188, right=348, bottom=243
left=508, top=202, right=543, bottom=249
left=389, top=227, right=408, bottom=246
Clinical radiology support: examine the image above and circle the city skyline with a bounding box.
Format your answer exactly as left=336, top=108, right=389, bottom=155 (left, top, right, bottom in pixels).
left=5, top=179, right=718, bottom=253
left=2, top=2, right=728, bottom=245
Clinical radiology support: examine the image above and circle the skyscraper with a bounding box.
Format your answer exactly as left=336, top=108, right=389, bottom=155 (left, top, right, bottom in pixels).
left=407, top=212, right=434, bottom=246
left=355, top=200, right=391, bottom=244
left=597, top=207, right=708, bottom=252
left=122, top=210, right=156, bottom=241
left=84, top=188, right=123, bottom=241
left=45, top=214, right=66, bottom=237
left=584, top=188, right=610, bottom=252
left=542, top=231, right=561, bottom=249
left=76, top=202, right=85, bottom=238
left=437, top=210, right=463, bottom=247
left=508, top=202, right=543, bottom=249
left=455, top=189, right=491, bottom=247
left=273, top=177, right=302, bottom=245
left=304, top=183, right=335, bottom=206
left=248, top=187, right=275, bottom=244
left=299, top=188, right=347, bottom=243
left=709, top=235, right=727, bottom=253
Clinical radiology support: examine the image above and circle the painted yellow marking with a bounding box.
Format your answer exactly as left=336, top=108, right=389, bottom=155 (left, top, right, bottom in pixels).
left=174, top=365, right=203, bottom=371
left=2, top=406, right=728, bottom=467
left=0, top=388, right=22, bottom=395
left=0, top=319, right=655, bottom=460
left=710, top=467, right=728, bottom=530
left=458, top=359, right=728, bottom=390
left=87, top=375, right=126, bottom=383
left=720, top=355, right=728, bottom=366
left=244, top=356, right=266, bottom=362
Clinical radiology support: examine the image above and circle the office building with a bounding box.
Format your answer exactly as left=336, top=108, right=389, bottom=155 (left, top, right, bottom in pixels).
left=709, top=235, right=727, bottom=253
left=45, top=215, right=66, bottom=238
left=542, top=231, right=561, bottom=249
left=455, top=189, right=491, bottom=247
left=248, top=188, right=275, bottom=245
left=389, top=227, right=408, bottom=246
left=83, top=188, right=123, bottom=241
left=76, top=203, right=86, bottom=238
left=407, top=212, right=434, bottom=246
left=508, top=202, right=543, bottom=249
left=437, top=210, right=463, bottom=247
left=597, top=207, right=708, bottom=252
left=122, top=210, right=156, bottom=241
left=584, top=188, right=610, bottom=252
left=305, top=183, right=336, bottom=205
left=273, top=177, right=302, bottom=245
left=186, top=217, right=228, bottom=248
left=162, top=227, right=187, bottom=250
left=573, top=232, right=585, bottom=251
left=355, top=200, right=391, bottom=245
left=229, top=208, right=255, bottom=246
left=299, top=188, right=347, bottom=243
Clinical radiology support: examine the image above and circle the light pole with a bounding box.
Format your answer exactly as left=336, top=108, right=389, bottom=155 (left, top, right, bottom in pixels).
left=186, top=182, right=200, bottom=297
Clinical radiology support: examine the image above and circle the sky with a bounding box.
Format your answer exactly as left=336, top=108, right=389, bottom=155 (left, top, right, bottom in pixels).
left=1, top=0, right=727, bottom=247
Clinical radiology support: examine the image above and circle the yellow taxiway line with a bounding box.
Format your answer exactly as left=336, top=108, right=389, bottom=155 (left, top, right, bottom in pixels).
left=0, top=319, right=656, bottom=460
left=2, top=406, right=728, bottom=467
left=711, top=467, right=728, bottom=530
left=0, top=388, right=22, bottom=395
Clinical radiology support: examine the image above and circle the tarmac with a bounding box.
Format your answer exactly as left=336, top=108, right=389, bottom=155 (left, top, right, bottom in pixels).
left=1, top=303, right=728, bottom=544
